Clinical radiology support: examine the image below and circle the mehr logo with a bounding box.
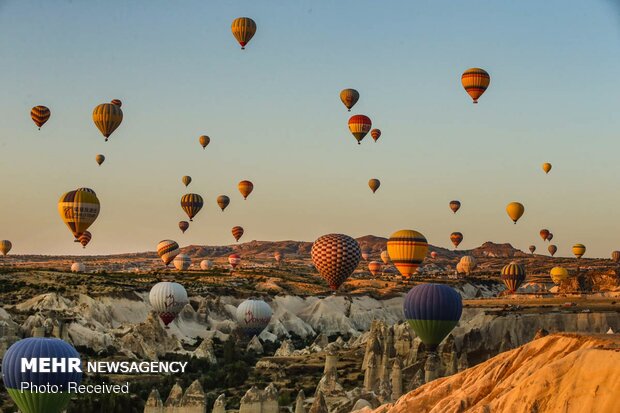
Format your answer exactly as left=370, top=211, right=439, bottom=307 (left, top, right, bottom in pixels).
left=20, top=357, right=82, bottom=373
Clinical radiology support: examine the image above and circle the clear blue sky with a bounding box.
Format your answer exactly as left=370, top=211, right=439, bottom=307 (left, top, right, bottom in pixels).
left=0, top=0, right=619, bottom=257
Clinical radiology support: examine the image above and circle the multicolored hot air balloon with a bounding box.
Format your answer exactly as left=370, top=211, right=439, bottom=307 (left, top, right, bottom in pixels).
left=506, top=202, right=524, bottom=224
left=78, top=231, right=92, bottom=248
left=339, top=89, right=359, bottom=111
left=31, top=105, right=51, bottom=130
left=449, top=200, right=461, bottom=214
left=540, top=229, right=550, bottom=241
left=550, top=267, right=569, bottom=284
left=380, top=250, right=390, bottom=265
left=311, top=233, right=361, bottom=291
left=173, top=254, right=191, bottom=271
left=232, top=226, right=244, bottom=242
left=58, top=189, right=100, bottom=241
left=501, top=262, right=526, bottom=293
left=368, top=261, right=382, bottom=276
left=149, top=281, right=188, bottom=327
left=548, top=244, right=557, bottom=256
left=387, top=230, right=428, bottom=280
left=529, top=245, right=536, bottom=254
left=572, top=244, right=586, bottom=259
left=542, top=163, right=552, bottom=174
left=236, top=299, right=273, bottom=336
left=348, top=115, right=372, bottom=144
left=199, top=135, right=210, bottom=149
left=612, top=251, right=620, bottom=263
left=461, top=68, right=490, bottom=104
left=95, top=154, right=105, bottom=166
left=179, top=221, right=189, bottom=233
left=182, top=176, right=192, bottom=187
left=450, top=232, right=463, bottom=248
left=180, top=193, right=203, bottom=221
left=370, top=129, right=381, bottom=142
left=2, top=337, right=82, bottom=413
left=368, top=179, right=381, bottom=193
left=217, top=195, right=230, bottom=211
left=403, top=284, right=462, bottom=351
left=231, top=17, right=256, bottom=49
left=71, top=262, right=85, bottom=273
left=157, top=240, right=180, bottom=266
left=92, top=103, right=123, bottom=141
left=0, top=240, right=12, bottom=256
left=238, top=180, right=254, bottom=199
left=228, top=253, right=241, bottom=269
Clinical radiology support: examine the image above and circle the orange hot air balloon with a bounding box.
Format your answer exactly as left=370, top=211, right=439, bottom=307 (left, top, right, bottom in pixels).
left=199, top=135, right=210, bottom=149
left=370, top=129, right=381, bottom=142
left=238, top=180, right=254, bottom=200
left=348, top=115, right=372, bottom=144
left=540, top=229, right=550, bottom=241
left=232, top=226, right=244, bottom=242
left=231, top=17, right=256, bottom=49
left=548, top=244, right=557, bottom=256
left=179, top=221, right=189, bottom=233
left=461, top=68, right=490, bottom=104
left=368, top=261, right=382, bottom=277
left=339, top=89, right=359, bottom=111
left=506, top=202, right=524, bottom=224
left=542, top=163, right=552, bottom=174
left=368, top=179, right=380, bottom=193
left=450, top=232, right=463, bottom=248
left=449, top=200, right=461, bottom=214
left=31, top=106, right=51, bottom=129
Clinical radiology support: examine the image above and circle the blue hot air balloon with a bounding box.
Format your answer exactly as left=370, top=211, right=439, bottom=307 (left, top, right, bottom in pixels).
left=403, top=283, right=463, bottom=351
left=1, top=338, right=82, bottom=413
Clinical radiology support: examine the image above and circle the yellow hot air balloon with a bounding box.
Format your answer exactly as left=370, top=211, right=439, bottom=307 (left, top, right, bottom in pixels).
left=542, top=163, right=552, bottom=174
left=506, top=202, right=524, bottom=224
left=238, top=180, right=254, bottom=200
left=550, top=267, right=569, bottom=284
left=92, top=103, right=123, bottom=141
left=461, top=68, right=490, bottom=104
left=339, top=89, right=359, bottom=111
left=368, top=179, right=380, bottom=193
left=231, top=17, right=256, bottom=49
left=386, top=230, right=428, bottom=280
left=199, top=135, right=210, bottom=149
left=58, top=189, right=100, bottom=241
left=572, top=243, right=586, bottom=258
left=0, top=240, right=12, bottom=256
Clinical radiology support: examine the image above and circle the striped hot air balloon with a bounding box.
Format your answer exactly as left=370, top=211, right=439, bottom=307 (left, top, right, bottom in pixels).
left=572, top=244, right=586, bottom=258
left=348, top=115, right=372, bottom=144
left=387, top=230, right=428, bottom=280
left=540, top=229, right=550, bottom=241
left=217, top=195, right=230, bottom=211
left=199, top=135, right=210, bottom=149
left=149, top=282, right=188, bottom=327
left=450, top=232, right=463, bottom=248
left=449, top=200, right=461, bottom=214
left=550, top=267, right=569, bottom=284
left=461, top=68, right=490, bottom=104
left=403, top=284, right=462, bottom=351
left=236, top=299, right=273, bottom=336
left=231, top=17, right=256, bottom=49
left=238, top=180, right=254, bottom=199
left=179, top=221, right=189, bottom=233
left=78, top=231, right=92, bottom=248
left=180, top=193, right=203, bottom=221
left=368, top=179, right=380, bottom=193
left=200, top=259, right=213, bottom=270
left=548, top=244, right=557, bottom=256
left=506, top=202, right=525, bottom=224
left=459, top=255, right=477, bottom=275
left=0, top=240, right=12, bottom=256
left=110, top=99, right=122, bottom=107
left=95, top=154, right=105, bottom=166
left=228, top=253, right=241, bottom=269
left=182, top=176, right=192, bottom=187
left=157, top=240, right=180, bottom=266
left=92, top=103, right=123, bottom=141
left=370, top=128, right=381, bottom=142
left=612, top=251, right=620, bottom=263
left=58, top=189, right=100, bottom=241
left=501, top=262, right=526, bottom=293
left=71, top=262, right=85, bottom=273
left=368, top=261, right=382, bottom=276
left=30, top=105, right=51, bottom=129
left=311, top=233, right=361, bottom=291
left=380, top=250, right=390, bottom=265
left=232, top=226, right=244, bottom=242
left=173, top=254, right=191, bottom=271
left=339, top=89, right=359, bottom=111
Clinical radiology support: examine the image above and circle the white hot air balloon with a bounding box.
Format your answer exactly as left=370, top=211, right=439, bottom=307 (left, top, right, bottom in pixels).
left=149, top=282, right=189, bottom=327
left=173, top=254, right=191, bottom=271
left=200, top=260, right=213, bottom=270
left=71, top=262, right=85, bottom=273
left=236, top=298, right=273, bottom=336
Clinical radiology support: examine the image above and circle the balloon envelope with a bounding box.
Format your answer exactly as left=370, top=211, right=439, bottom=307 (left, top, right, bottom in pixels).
left=173, top=254, right=191, bottom=271
left=339, top=89, right=359, bottom=111
left=529, top=245, right=536, bottom=254
left=199, top=135, right=210, bottom=149
left=31, top=105, right=51, bottom=129
left=236, top=299, right=273, bottom=335
left=548, top=244, right=557, bottom=256
left=449, top=200, right=461, bottom=214
left=461, top=68, right=490, bottom=104
left=311, top=233, right=361, bottom=290
left=572, top=244, right=586, bottom=258
left=157, top=240, right=180, bottom=266
left=368, top=179, right=380, bottom=193
left=542, top=163, right=552, bottom=174
left=370, top=129, right=381, bottom=142
left=506, top=202, right=524, bottom=224
left=149, top=282, right=188, bottom=326
left=95, top=154, right=105, bottom=166
left=450, top=232, right=463, bottom=248
left=232, top=226, right=244, bottom=242
left=179, top=221, right=189, bottom=233
left=387, top=230, right=428, bottom=280
left=217, top=195, right=230, bottom=211
left=380, top=250, right=390, bottom=265
left=180, top=193, right=203, bottom=221
left=92, top=103, right=123, bottom=141
left=0, top=240, right=12, bottom=256
left=368, top=261, right=382, bottom=276
left=182, top=176, right=192, bottom=187
left=550, top=267, right=569, bottom=284
left=71, top=262, right=85, bottom=273
left=238, top=180, right=254, bottom=199
left=58, top=189, right=100, bottom=240
left=501, top=262, right=526, bottom=292
left=200, top=259, right=213, bottom=270
left=348, top=115, right=372, bottom=144
left=231, top=17, right=256, bottom=49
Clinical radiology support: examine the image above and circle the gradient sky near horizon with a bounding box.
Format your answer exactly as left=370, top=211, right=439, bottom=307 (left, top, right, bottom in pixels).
left=1, top=0, right=620, bottom=257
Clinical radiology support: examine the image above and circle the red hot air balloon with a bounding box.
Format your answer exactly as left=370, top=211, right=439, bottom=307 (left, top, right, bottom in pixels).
left=348, top=115, right=372, bottom=144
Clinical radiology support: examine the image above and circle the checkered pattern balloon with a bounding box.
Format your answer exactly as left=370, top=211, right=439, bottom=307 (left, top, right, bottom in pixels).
left=311, top=233, right=361, bottom=291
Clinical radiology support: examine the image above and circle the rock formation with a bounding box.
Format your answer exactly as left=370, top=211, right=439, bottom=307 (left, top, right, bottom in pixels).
left=247, top=335, right=264, bottom=354
left=294, top=390, right=306, bottom=413
left=308, top=389, right=328, bottom=413
left=212, top=394, right=226, bottom=413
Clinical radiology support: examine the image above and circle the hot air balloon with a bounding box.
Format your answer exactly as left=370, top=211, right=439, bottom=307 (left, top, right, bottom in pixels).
left=368, top=261, right=382, bottom=276
left=550, top=267, right=569, bottom=284
left=274, top=251, right=283, bottom=263
left=30, top=105, right=51, bottom=130
left=368, top=179, right=381, bottom=193
left=180, top=193, right=203, bottom=221
left=58, top=189, right=100, bottom=241
left=236, top=299, right=273, bottom=336
left=449, top=200, right=461, bottom=214
left=459, top=255, right=477, bottom=275
left=78, top=231, right=92, bottom=248
left=542, top=163, right=552, bottom=174
left=110, top=99, right=122, bottom=107
left=179, top=221, right=189, bottom=233
left=431, top=251, right=438, bottom=259
left=92, top=103, right=123, bottom=141
left=2, top=337, right=82, bottom=413
left=506, top=202, right=524, bottom=224
left=348, top=115, right=372, bottom=144
left=386, top=230, right=428, bottom=280
left=200, top=260, right=213, bottom=270
left=199, top=135, right=210, bottom=149
left=0, top=240, right=12, bottom=256
left=231, top=17, right=256, bottom=49
left=612, top=251, right=620, bottom=263
left=380, top=250, right=389, bottom=265
left=182, top=176, right=192, bottom=187
left=361, top=249, right=371, bottom=261
left=540, top=229, right=550, bottom=241
left=547, top=233, right=554, bottom=241
left=157, top=240, right=180, bottom=266
left=370, top=129, right=381, bottom=142
left=311, top=233, right=361, bottom=290
left=572, top=244, right=586, bottom=259
left=238, top=180, right=254, bottom=199
left=232, top=226, right=244, bottom=242
left=528, top=245, right=536, bottom=254
left=149, top=281, right=188, bottom=327
left=339, top=89, right=359, bottom=111
left=461, top=68, right=490, bottom=104
left=229, top=253, right=241, bottom=269
left=548, top=244, right=557, bottom=256
left=217, top=195, right=230, bottom=211
left=403, top=284, right=462, bottom=351
left=450, top=232, right=463, bottom=248
left=71, top=262, right=85, bottom=273
left=501, top=262, right=526, bottom=293
left=95, top=154, right=105, bottom=166
left=173, top=254, right=191, bottom=271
